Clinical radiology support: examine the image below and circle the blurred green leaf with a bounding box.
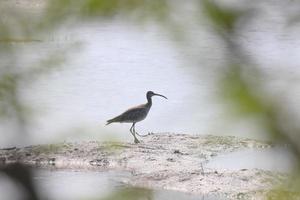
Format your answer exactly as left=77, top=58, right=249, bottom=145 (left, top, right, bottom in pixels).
left=202, top=0, right=241, bottom=33
left=220, top=65, right=268, bottom=116
left=267, top=189, right=300, bottom=200
left=97, top=187, right=153, bottom=200
left=43, top=0, right=169, bottom=26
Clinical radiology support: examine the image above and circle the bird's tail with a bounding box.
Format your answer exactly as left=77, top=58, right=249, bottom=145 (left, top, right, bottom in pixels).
left=106, top=116, right=121, bottom=125
left=106, top=119, right=113, bottom=125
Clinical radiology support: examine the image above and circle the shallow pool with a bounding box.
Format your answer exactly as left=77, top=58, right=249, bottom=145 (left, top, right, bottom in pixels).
left=0, top=169, right=225, bottom=200
left=205, top=146, right=297, bottom=173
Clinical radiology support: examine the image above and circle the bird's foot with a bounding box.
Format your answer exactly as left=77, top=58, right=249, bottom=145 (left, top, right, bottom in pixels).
left=134, top=138, right=140, bottom=144
left=135, top=132, right=149, bottom=137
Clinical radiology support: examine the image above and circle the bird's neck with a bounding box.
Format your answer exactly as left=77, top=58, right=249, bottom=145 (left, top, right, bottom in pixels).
left=146, top=96, right=152, bottom=107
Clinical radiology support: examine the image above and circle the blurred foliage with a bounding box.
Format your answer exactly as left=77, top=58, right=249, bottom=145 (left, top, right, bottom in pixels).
left=202, top=0, right=241, bottom=33
left=201, top=0, right=300, bottom=151
left=201, top=1, right=300, bottom=198
left=98, top=187, right=153, bottom=200
left=266, top=189, right=300, bottom=200
left=42, top=0, right=170, bottom=27
left=1, top=0, right=300, bottom=199
left=1, top=163, right=40, bottom=200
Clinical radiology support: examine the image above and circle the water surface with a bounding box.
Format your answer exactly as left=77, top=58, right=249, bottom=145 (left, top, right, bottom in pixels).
left=1, top=0, right=300, bottom=148
left=206, top=146, right=297, bottom=173
left=0, top=170, right=224, bottom=200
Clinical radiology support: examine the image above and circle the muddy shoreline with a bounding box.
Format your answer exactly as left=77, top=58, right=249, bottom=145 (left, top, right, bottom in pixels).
left=0, top=133, right=290, bottom=199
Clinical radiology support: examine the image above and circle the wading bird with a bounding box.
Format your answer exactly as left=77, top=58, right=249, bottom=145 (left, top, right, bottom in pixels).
left=106, top=91, right=167, bottom=143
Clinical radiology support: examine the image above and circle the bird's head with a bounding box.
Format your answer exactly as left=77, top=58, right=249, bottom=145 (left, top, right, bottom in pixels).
left=147, top=91, right=168, bottom=99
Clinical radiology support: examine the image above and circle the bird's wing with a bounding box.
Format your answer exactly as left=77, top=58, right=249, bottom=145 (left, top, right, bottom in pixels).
left=106, top=104, right=148, bottom=124
left=123, top=104, right=145, bottom=113
left=120, top=105, right=148, bottom=121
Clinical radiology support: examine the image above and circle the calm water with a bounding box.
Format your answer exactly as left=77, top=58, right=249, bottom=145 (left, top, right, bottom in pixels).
left=1, top=0, right=300, bottom=147
left=206, top=146, right=297, bottom=173
left=0, top=170, right=224, bottom=200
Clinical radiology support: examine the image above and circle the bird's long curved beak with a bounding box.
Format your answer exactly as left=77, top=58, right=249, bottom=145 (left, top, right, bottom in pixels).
left=154, top=93, right=168, bottom=99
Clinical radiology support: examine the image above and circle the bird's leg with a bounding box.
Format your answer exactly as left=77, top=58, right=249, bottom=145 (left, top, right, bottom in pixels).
left=129, top=123, right=135, bottom=137
left=130, top=123, right=134, bottom=133
left=134, top=124, right=148, bottom=137
left=130, top=123, right=140, bottom=144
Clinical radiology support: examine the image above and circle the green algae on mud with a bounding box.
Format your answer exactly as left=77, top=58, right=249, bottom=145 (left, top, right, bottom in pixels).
left=28, top=143, right=70, bottom=154
left=0, top=133, right=272, bottom=167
